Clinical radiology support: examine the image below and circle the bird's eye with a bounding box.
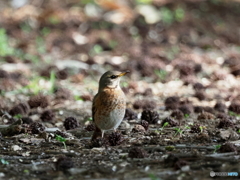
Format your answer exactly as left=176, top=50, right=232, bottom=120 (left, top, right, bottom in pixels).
left=110, top=75, right=117, bottom=79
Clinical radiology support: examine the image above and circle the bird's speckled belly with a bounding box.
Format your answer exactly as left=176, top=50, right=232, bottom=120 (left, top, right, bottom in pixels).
left=94, top=88, right=126, bottom=130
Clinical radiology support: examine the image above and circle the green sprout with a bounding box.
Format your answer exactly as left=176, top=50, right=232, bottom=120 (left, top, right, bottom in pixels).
left=74, top=95, right=83, bottom=101
left=0, top=158, right=9, bottom=165
left=160, top=7, right=174, bottom=25
left=13, top=114, right=23, bottom=119
left=184, top=114, right=190, bottom=118
left=20, top=22, right=32, bottom=33
left=229, top=111, right=240, bottom=117
left=175, top=7, right=185, bottom=22
left=199, top=126, right=204, bottom=133
left=108, top=40, right=118, bottom=49
left=48, top=15, right=60, bottom=25
left=166, top=45, right=180, bottom=60
left=165, top=146, right=175, bottom=151
left=237, top=129, right=240, bottom=133
left=80, top=0, right=95, bottom=5
left=87, top=117, right=93, bottom=121
left=174, top=125, right=190, bottom=137
left=23, top=169, right=30, bottom=174
left=136, top=0, right=153, bottom=4
left=23, top=53, right=41, bottom=64
left=0, top=28, right=14, bottom=56
left=23, top=76, right=43, bottom=95
left=148, top=173, right=160, bottom=180
left=49, top=71, right=56, bottom=94
left=154, top=69, right=167, bottom=81
left=213, top=145, right=221, bottom=153
left=55, top=135, right=67, bottom=150
left=36, top=36, right=46, bottom=54
left=90, top=44, right=103, bottom=55
left=41, top=27, right=51, bottom=37
left=160, top=122, right=169, bottom=130
left=157, top=122, right=169, bottom=134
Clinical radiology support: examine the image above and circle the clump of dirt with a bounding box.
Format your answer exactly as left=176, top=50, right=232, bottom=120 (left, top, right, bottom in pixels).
left=216, top=113, right=229, bottom=120
left=124, top=108, right=138, bottom=120
left=194, top=106, right=206, bottom=113
left=190, top=124, right=201, bottom=133
left=161, top=117, right=179, bottom=127
left=85, top=123, right=95, bottom=131
left=133, top=99, right=156, bottom=110
left=140, top=120, right=149, bottom=131
left=179, top=104, right=193, bottom=115
left=28, top=94, right=50, bottom=108
left=193, top=82, right=205, bottom=91
left=90, top=137, right=108, bottom=148
left=197, top=112, right=215, bottom=120
left=55, top=155, right=74, bottom=171
left=80, top=94, right=92, bottom=101
left=56, top=69, right=69, bottom=80
left=219, top=143, right=237, bottom=153
left=0, top=69, right=9, bottom=78
left=170, top=110, right=184, bottom=120
left=165, top=96, right=180, bottom=110
left=176, top=61, right=202, bottom=78
left=217, top=118, right=234, bottom=128
left=132, top=124, right=146, bottom=133
left=214, top=102, right=227, bottom=113
left=9, top=102, right=30, bottom=116
left=55, top=88, right=73, bottom=100
left=142, top=88, right=153, bottom=96
left=29, top=122, right=46, bottom=134
left=128, top=147, right=148, bottom=158
left=40, top=110, right=55, bottom=122
left=164, top=154, right=179, bottom=167
left=194, top=91, right=206, bottom=101
left=174, top=159, right=188, bottom=170
left=54, top=130, right=69, bottom=138
left=64, top=117, right=79, bottom=130
left=228, top=101, right=240, bottom=114
left=108, top=131, right=123, bottom=146
left=39, top=66, right=58, bottom=78
left=141, top=109, right=159, bottom=124
left=195, top=132, right=210, bottom=143
left=22, top=117, right=33, bottom=124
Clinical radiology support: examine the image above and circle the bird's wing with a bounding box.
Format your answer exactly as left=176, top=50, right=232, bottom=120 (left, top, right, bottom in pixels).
left=92, top=93, right=98, bottom=122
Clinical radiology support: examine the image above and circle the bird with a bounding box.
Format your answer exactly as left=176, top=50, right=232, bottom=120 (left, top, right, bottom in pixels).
left=91, top=70, right=129, bottom=140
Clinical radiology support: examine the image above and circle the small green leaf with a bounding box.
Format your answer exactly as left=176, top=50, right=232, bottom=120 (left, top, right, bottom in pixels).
left=55, top=135, right=66, bottom=143
left=87, top=117, right=93, bottom=121
left=213, top=145, right=221, bottom=153
left=24, top=169, right=29, bottom=173
left=136, top=0, right=153, bottom=4
left=14, top=114, right=23, bottom=119
left=175, top=7, right=185, bottom=22
left=0, top=158, right=9, bottom=165
left=162, top=122, right=169, bottom=128
left=229, top=111, right=240, bottom=117
left=49, top=71, right=56, bottom=94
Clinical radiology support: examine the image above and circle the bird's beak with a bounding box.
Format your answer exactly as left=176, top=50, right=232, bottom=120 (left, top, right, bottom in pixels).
left=118, top=71, right=130, bottom=77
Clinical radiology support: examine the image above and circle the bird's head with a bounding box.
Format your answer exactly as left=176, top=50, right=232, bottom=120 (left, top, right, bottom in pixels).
left=98, top=70, right=129, bottom=91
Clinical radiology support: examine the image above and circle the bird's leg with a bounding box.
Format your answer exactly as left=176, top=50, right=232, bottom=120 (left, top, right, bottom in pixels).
left=101, top=130, right=105, bottom=138
left=91, top=126, right=102, bottom=141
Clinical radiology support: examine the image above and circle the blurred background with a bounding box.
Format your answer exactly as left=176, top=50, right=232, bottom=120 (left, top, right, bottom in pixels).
left=0, top=0, right=240, bottom=96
